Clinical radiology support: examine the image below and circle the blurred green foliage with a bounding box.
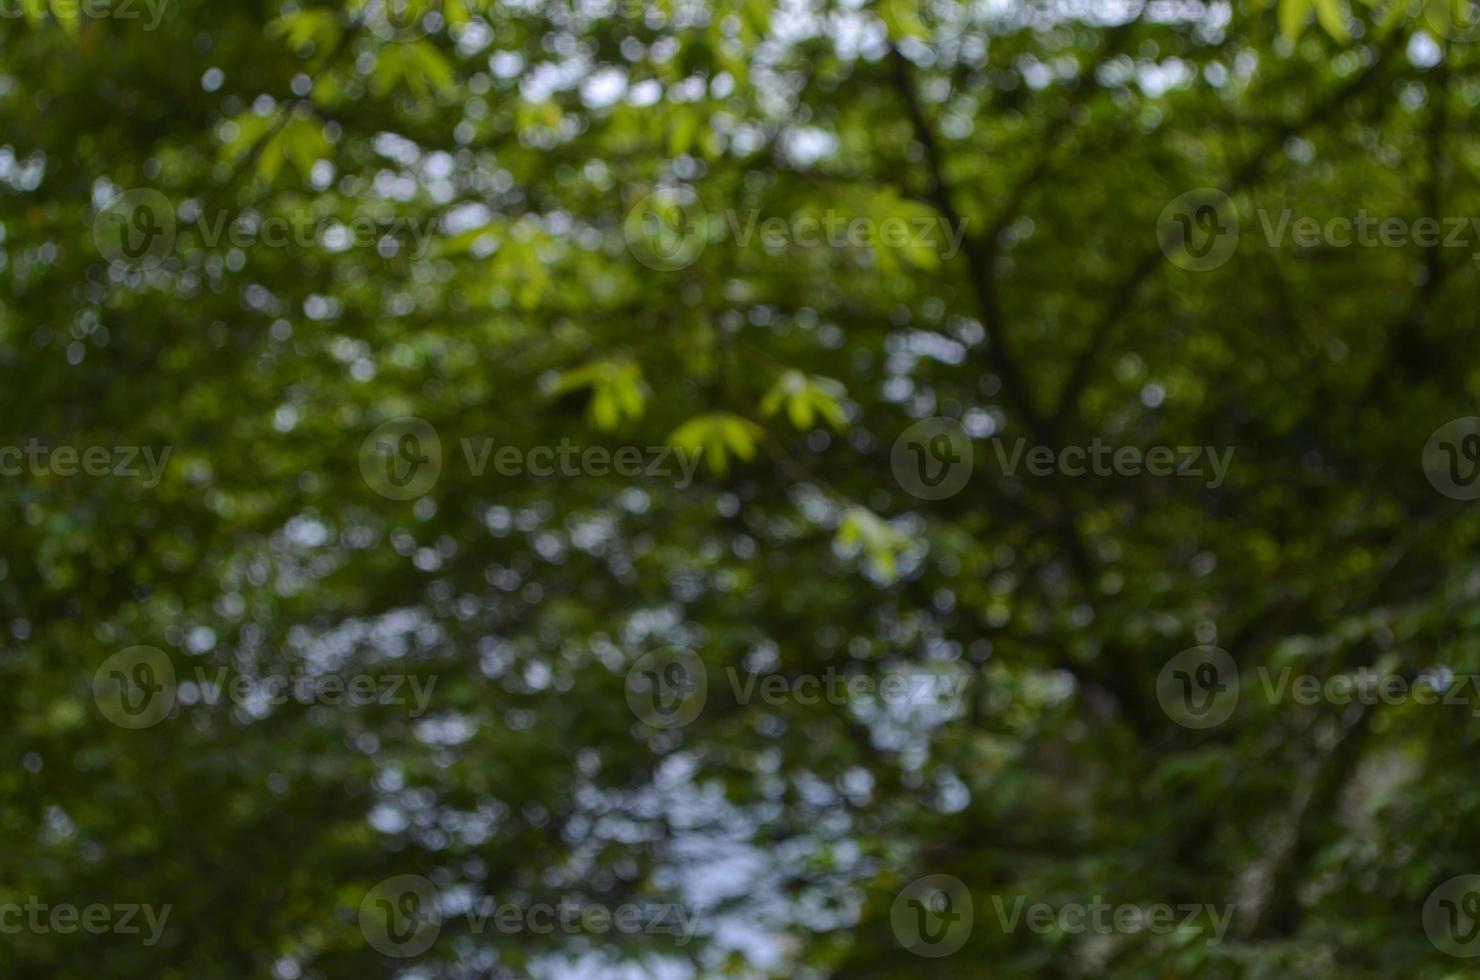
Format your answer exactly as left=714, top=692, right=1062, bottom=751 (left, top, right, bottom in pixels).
left=4, top=0, right=1480, bottom=977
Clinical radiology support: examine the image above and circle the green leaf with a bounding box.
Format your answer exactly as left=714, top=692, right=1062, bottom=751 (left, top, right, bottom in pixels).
left=834, top=507, right=912, bottom=582
left=1424, top=0, right=1469, bottom=33
left=668, top=109, right=700, bottom=157
left=219, top=111, right=274, bottom=165
left=721, top=415, right=762, bottom=462
left=669, top=413, right=764, bottom=476
left=1313, top=0, right=1350, bottom=40
left=408, top=41, right=457, bottom=96
left=878, top=0, right=929, bottom=42
left=372, top=43, right=456, bottom=100
left=444, top=0, right=472, bottom=29
left=552, top=361, right=648, bottom=431
left=269, top=8, right=342, bottom=53
left=743, top=0, right=771, bottom=36
left=761, top=372, right=850, bottom=433
left=281, top=113, right=332, bottom=180
left=1279, top=0, right=1312, bottom=39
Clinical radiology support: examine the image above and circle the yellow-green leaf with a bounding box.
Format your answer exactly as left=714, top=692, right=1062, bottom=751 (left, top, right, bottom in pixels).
left=760, top=371, right=850, bottom=433
left=669, top=413, right=763, bottom=477
left=834, top=506, right=912, bottom=583
left=1279, top=0, right=1312, bottom=39
left=552, top=360, right=648, bottom=431
left=1313, top=0, right=1350, bottom=40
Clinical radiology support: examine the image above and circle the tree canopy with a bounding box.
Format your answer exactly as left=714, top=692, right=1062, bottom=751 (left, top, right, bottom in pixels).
left=5, top=0, right=1480, bottom=976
